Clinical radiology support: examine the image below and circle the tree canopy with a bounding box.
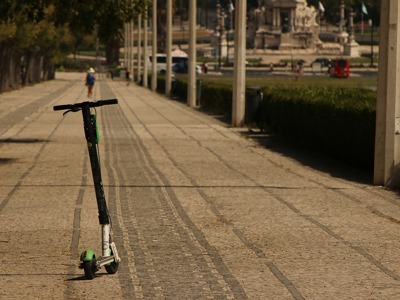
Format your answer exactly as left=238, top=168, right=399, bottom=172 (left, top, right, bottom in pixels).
left=54, top=0, right=151, bottom=64
left=0, top=0, right=382, bottom=93
left=0, top=0, right=151, bottom=92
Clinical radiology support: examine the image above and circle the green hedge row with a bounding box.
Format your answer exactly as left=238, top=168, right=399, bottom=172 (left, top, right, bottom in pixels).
left=160, top=77, right=233, bottom=120
left=151, top=77, right=376, bottom=170
left=259, top=86, right=376, bottom=170
left=200, top=81, right=232, bottom=119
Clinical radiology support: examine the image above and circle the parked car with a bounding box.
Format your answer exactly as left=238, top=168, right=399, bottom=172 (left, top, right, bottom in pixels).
left=172, top=61, right=202, bottom=74
left=329, top=59, right=350, bottom=78
left=147, top=54, right=201, bottom=74
left=311, top=58, right=332, bottom=68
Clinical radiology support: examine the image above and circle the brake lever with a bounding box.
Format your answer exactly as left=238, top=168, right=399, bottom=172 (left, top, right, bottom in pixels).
left=63, top=107, right=81, bottom=116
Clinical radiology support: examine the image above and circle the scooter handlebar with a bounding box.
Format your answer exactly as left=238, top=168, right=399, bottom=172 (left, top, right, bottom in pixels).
left=53, top=99, right=118, bottom=111
left=53, top=104, right=74, bottom=111
left=98, top=99, right=118, bottom=106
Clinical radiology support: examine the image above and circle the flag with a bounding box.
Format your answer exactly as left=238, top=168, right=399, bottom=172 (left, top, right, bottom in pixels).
left=362, top=2, right=368, bottom=15
left=229, top=1, right=234, bottom=13
left=318, top=1, right=325, bottom=13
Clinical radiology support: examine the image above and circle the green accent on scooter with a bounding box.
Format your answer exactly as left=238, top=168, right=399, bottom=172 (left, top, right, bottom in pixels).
left=91, top=114, right=100, bottom=143
left=80, top=249, right=96, bottom=262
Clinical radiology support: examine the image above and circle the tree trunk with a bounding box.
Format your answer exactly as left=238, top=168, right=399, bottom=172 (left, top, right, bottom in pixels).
left=24, top=47, right=45, bottom=84
left=157, top=4, right=167, bottom=53
left=24, top=48, right=39, bottom=84
left=0, top=44, right=54, bottom=94
left=43, top=56, right=55, bottom=80
left=0, top=43, right=22, bottom=93
left=106, top=35, right=120, bottom=65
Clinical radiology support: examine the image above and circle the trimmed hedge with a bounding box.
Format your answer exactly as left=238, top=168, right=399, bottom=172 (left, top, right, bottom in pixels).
left=259, top=86, right=376, bottom=170
left=200, top=82, right=232, bottom=119
left=150, top=77, right=376, bottom=170
left=158, top=76, right=233, bottom=120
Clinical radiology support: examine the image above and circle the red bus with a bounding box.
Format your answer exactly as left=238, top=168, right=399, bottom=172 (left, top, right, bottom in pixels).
left=330, top=59, right=350, bottom=78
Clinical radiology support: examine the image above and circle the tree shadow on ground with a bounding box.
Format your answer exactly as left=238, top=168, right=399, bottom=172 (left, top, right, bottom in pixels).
left=170, top=101, right=372, bottom=185
left=0, top=158, right=17, bottom=164
left=0, top=138, right=49, bottom=165
left=0, top=138, right=48, bottom=144
left=239, top=128, right=373, bottom=185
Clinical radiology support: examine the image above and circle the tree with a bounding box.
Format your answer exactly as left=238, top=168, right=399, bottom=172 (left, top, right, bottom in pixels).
left=0, top=1, right=71, bottom=91
left=55, top=0, right=151, bottom=65
left=0, top=0, right=152, bottom=92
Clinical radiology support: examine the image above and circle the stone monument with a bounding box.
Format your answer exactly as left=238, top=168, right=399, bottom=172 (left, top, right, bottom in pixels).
left=211, top=1, right=227, bottom=57
left=343, top=9, right=359, bottom=57
left=247, top=0, right=321, bottom=50
left=336, top=0, right=349, bottom=45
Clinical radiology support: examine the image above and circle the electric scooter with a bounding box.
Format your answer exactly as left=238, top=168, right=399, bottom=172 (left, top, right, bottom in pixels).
left=54, top=99, right=121, bottom=280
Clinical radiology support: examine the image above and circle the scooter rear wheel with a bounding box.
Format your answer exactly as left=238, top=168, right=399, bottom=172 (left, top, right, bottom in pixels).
left=82, top=258, right=97, bottom=280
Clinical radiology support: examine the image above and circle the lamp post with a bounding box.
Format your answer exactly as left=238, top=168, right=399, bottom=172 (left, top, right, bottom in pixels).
left=339, top=0, right=345, bottom=34
left=143, top=6, right=148, bottom=88
left=137, top=14, right=142, bottom=83
left=218, top=25, right=222, bottom=69
left=216, top=2, right=223, bottom=70
left=226, top=17, right=229, bottom=64
left=232, top=0, right=246, bottom=127
left=226, top=4, right=233, bottom=64
left=369, top=19, right=373, bottom=67
left=151, top=0, right=157, bottom=92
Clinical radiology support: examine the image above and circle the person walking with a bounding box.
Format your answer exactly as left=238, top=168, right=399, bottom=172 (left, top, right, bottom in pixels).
left=202, top=62, right=208, bottom=74
left=125, top=69, right=131, bottom=86
left=85, top=67, right=96, bottom=97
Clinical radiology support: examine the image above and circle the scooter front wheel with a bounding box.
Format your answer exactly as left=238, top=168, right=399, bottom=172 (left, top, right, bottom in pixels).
left=82, top=258, right=97, bottom=280
left=105, top=246, right=119, bottom=274
left=105, top=260, right=119, bottom=274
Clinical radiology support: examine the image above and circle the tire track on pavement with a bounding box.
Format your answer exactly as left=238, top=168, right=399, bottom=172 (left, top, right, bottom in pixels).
left=113, top=82, right=400, bottom=290
left=110, top=83, right=303, bottom=299
left=100, top=82, right=245, bottom=299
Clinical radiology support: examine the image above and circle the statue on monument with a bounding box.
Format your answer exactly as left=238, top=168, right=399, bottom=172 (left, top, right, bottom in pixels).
left=248, top=0, right=320, bottom=50
left=254, top=5, right=268, bottom=32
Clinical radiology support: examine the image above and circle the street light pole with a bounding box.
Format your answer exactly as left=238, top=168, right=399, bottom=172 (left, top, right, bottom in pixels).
left=369, top=19, right=373, bottom=67
left=166, top=0, right=172, bottom=97
left=137, top=14, right=142, bottom=83
left=216, top=1, right=222, bottom=70
left=218, top=29, right=222, bottom=69
left=232, top=0, right=246, bottom=127
left=151, top=0, right=157, bottom=91
left=226, top=9, right=232, bottom=64
left=374, top=0, right=400, bottom=186
left=188, top=0, right=197, bottom=107
left=143, top=6, right=148, bottom=88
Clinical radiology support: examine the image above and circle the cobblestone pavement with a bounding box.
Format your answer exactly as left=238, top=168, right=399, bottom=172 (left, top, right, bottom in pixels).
left=1, top=73, right=400, bottom=299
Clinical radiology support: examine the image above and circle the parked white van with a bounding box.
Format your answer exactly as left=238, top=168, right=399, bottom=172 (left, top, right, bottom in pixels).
left=147, top=53, right=202, bottom=74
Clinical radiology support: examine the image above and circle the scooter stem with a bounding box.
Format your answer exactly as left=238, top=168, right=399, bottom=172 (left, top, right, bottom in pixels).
left=102, top=224, right=111, bottom=257
left=81, top=102, right=109, bottom=225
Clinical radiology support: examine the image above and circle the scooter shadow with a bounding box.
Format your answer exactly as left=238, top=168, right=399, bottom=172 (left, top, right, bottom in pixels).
left=66, top=272, right=107, bottom=281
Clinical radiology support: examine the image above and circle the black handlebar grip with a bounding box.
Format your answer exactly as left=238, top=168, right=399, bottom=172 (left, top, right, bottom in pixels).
left=53, top=104, right=73, bottom=111
left=53, top=99, right=118, bottom=111
left=98, top=99, right=118, bottom=106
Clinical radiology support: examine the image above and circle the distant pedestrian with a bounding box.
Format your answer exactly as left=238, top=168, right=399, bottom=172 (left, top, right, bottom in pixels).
left=202, top=62, right=208, bottom=74
left=85, top=67, right=96, bottom=97
left=125, top=69, right=130, bottom=86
